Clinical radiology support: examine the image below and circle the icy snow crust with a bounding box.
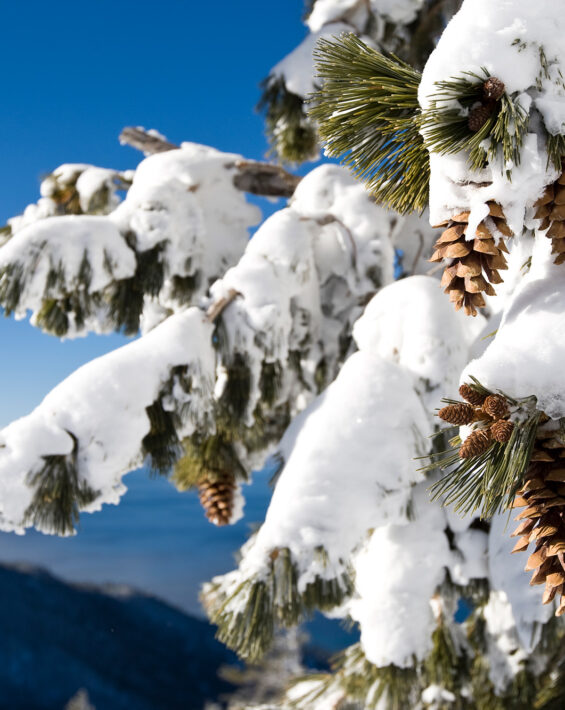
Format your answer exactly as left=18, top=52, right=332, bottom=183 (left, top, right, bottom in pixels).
left=419, top=0, right=565, bottom=233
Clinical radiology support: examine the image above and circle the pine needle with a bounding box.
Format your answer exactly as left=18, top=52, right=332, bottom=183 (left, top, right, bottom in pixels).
left=310, top=34, right=429, bottom=214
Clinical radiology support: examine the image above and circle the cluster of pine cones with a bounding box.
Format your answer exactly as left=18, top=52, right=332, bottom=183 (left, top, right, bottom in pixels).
left=439, top=384, right=514, bottom=458
left=511, top=428, right=565, bottom=616
left=431, top=204, right=512, bottom=317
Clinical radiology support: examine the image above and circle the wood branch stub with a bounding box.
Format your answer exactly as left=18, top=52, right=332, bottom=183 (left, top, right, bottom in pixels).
left=119, top=127, right=302, bottom=198
left=119, top=127, right=179, bottom=154
left=232, top=160, right=302, bottom=198
left=205, top=289, right=241, bottom=323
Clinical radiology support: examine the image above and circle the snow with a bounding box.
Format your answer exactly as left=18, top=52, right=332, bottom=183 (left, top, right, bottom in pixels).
left=463, top=233, right=565, bottom=418
left=0, top=309, right=215, bottom=533
left=353, top=275, right=481, bottom=412
left=210, top=164, right=395, bottom=421
left=488, top=511, right=551, bottom=651
left=110, top=142, right=261, bottom=305
left=0, top=215, right=136, bottom=326
left=270, top=22, right=353, bottom=98
left=348, top=484, right=451, bottom=667
left=419, top=0, right=565, bottom=231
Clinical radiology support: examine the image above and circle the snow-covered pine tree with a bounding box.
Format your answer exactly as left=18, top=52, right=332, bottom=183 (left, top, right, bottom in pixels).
left=3, top=1, right=565, bottom=707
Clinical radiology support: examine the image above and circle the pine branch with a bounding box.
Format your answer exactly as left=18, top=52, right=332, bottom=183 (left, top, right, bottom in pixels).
left=204, top=546, right=353, bottom=661
left=119, top=126, right=303, bottom=197
left=310, top=34, right=429, bottom=214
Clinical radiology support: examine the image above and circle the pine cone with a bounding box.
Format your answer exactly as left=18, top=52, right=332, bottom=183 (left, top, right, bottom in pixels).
left=459, top=429, right=492, bottom=459
left=483, top=77, right=505, bottom=101
left=511, top=433, right=565, bottom=616
left=431, top=203, right=512, bottom=316
left=198, top=474, right=236, bottom=526
left=438, top=403, right=475, bottom=426
left=482, top=394, right=510, bottom=420
left=459, top=383, right=487, bottom=406
left=491, top=419, right=514, bottom=443
left=534, top=166, right=565, bottom=265
left=468, top=104, right=493, bottom=132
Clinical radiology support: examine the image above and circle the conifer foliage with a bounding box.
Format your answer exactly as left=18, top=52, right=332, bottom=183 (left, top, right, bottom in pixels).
left=4, top=1, right=565, bottom=708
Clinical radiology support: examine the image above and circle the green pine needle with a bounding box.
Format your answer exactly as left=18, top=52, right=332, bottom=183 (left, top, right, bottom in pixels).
left=206, top=546, right=353, bottom=661
left=421, top=69, right=529, bottom=177
left=426, top=389, right=541, bottom=519
left=310, top=34, right=429, bottom=215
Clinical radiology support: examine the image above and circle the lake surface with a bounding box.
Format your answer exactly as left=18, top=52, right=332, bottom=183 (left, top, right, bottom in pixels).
left=0, top=467, right=273, bottom=616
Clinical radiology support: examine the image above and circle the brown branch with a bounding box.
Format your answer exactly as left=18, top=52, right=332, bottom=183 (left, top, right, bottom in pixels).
left=119, top=126, right=302, bottom=198
left=205, top=288, right=241, bottom=323
left=119, top=127, right=178, bottom=154
left=231, top=160, right=302, bottom=198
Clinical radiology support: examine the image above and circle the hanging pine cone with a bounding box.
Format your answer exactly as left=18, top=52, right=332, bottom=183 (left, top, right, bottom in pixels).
left=511, top=431, right=565, bottom=616
left=459, top=383, right=487, bottom=407
left=460, top=428, right=492, bottom=459
left=198, top=473, right=236, bottom=526
left=533, top=164, right=565, bottom=265
left=483, top=76, right=505, bottom=101
left=438, top=403, right=475, bottom=425
left=482, top=394, right=510, bottom=420
left=431, top=203, right=512, bottom=316
left=468, top=104, right=493, bottom=132
left=491, top=419, right=514, bottom=443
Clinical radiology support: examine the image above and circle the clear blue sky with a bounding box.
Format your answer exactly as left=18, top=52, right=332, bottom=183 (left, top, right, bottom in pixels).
left=0, top=0, right=308, bottom=424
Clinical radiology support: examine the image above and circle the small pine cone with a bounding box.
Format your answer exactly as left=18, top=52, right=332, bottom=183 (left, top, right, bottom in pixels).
left=438, top=403, right=475, bottom=426
left=483, top=394, right=510, bottom=420
left=483, top=77, right=505, bottom=101
left=459, top=429, right=492, bottom=459
left=459, top=383, right=486, bottom=406
left=468, top=104, right=492, bottom=132
left=198, top=474, right=235, bottom=526
left=491, top=419, right=514, bottom=443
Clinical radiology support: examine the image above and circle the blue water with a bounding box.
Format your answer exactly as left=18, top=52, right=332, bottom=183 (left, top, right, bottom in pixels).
left=0, top=467, right=272, bottom=617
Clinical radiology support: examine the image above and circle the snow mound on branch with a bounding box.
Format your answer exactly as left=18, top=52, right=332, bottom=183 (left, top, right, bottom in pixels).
left=237, top=350, right=428, bottom=587
left=419, top=0, right=565, bottom=231
left=270, top=22, right=352, bottom=98
left=111, top=142, right=261, bottom=281
left=353, top=275, right=481, bottom=411
left=0, top=309, right=215, bottom=533
left=463, top=234, right=565, bottom=418
left=210, top=164, right=394, bottom=419
left=488, top=512, right=550, bottom=653
left=307, top=0, right=424, bottom=34
left=0, top=216, right=136, bottom=318
left=348, top=484, right=452, bottom=667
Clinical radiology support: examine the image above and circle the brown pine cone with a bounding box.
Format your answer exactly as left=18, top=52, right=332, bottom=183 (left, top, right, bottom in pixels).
left=438, top=403, right=475, bottom=426
left=483, top=77, right=505, bottom=101
left=431, top=204, right=511, bottom=316
left=534, top=169, right=565, bottom=265
left=482, top=394, right=510, bottom=420
left=511, top=436, right=565, bottom=616
left=198, top=474, right=236, bottom=526
left=491, top=420, right=514, bottom=443
left=459, top=429, right=492, bottom=459
left=459, top=384, right=487, bottom=407
left=468, top=104, right=493, bottom=132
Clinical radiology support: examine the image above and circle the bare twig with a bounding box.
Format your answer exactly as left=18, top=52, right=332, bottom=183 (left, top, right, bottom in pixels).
left=119, top=126, right=302, bottom=198
left=205, top=289, right=241, bottom=323
left=119, top=127, right=178, bottom=154
left=232, top=160, right=302, bottom=198
left=410, top=232, right=425, bottom=276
